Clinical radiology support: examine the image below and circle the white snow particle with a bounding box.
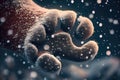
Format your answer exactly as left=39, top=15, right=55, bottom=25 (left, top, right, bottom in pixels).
left=109, top=29, right=115, bottom=35
left=92, top=10, right=95, bottom=14
left=71, top=0, right=74, bottom=4
left=113, top=19, right=119, bottom=25
left=4, top=53, right=8, bottom=56
left=80, top=54, right=83, bottom=56
left=109, top=9, right=112, bottom=12
left=3, top=69, right=9, bottom=75
left=99, top=34, right=103, bottom=38
left=108, top=18, right=113, bottom=23
left=5, top=56, right=14, bottom=64
left=60, top=5, right=62, bottom=8
left=30, top=71, right=38, bottom=78
left=18, top=70, right=22, bottom=75
left=8, top=29, right=13, bottom=35
left=105, top=0, right=109, bottom=4
left=23, top=61, right=26, bottom=64
left=106, top=50, right=111, bottom=56
left=107, top=46, right=110, bottom=49
left=0, top=17, right=6, bottom=23
left=89, top=14, right=94, bottom=19
left=85, top=56, right=89, bottom=59
left=7, top=40, right=10, bottom=43
left=18, top=45, right=21, bottom=48
left=85, top=2, right=89, bottom=6
left=99, top=23, right=103, bottom=27
left=51, top=35, right=55, bottom=38
left=81, top=41, right=84, bottom=44
left=44, top=44, right=50, bottom=50
left=81, top=0, right=84, bottom=3
left=97, top=0, right=102, bottom=4
left=86, top=64, right=89, bottom=68
left=44, top=77, right=47, bottom=80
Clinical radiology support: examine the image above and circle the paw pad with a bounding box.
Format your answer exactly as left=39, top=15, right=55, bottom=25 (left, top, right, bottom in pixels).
left=24, top=9, right=99, bottom=73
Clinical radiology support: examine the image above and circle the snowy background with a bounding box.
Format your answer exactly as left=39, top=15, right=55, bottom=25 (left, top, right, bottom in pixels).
left=0, top=0, right=120, bottom=80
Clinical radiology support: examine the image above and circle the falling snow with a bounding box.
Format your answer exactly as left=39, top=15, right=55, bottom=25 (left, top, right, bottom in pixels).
left=106, top=50, right=111, bottom=56
left=71, top=0, right=74, bottom=4
left=97, top=0, right=102, bottom=4
left=0, top=0, right=119, bottom=80
left=44, top=44, right=50, bottom=50
left=8, top=29, right=13, bottom=36
left=0, top=17, right=6, bottom=23
left=30, top=71, right=38, bottom=78
left=109, top=29, right=115, bottom=35
left=99, top=23, right=103, bottom=27
left=99, top=34, right=103, bottom=38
